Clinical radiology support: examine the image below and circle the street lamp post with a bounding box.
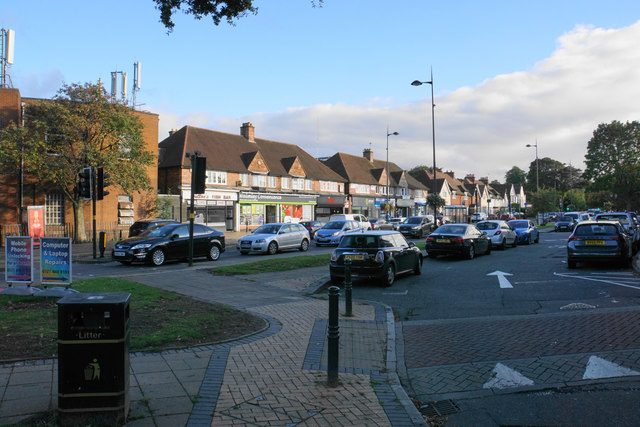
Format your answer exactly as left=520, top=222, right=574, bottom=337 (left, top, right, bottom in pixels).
left=412, top=68, right=437, bottom=216
left=386, top=127, right=399, bottom=220
left=526, top=141, right=539, bottom=224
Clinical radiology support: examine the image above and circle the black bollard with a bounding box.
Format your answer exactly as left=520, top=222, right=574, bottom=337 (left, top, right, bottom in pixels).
left=327, top=285, right=340, bottom=387
left=344, top=259, right=352, bottom=316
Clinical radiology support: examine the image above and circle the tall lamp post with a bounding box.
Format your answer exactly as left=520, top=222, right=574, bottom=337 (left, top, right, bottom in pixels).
left=412, top=68, right=437, bottom=216
left=526, top=141, right=539, bottom=224
left=386, top=127, right=399, bottom=220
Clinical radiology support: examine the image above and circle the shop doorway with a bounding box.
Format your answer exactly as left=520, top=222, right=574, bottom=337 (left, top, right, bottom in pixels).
left=266, top=205, right=277, bottom=223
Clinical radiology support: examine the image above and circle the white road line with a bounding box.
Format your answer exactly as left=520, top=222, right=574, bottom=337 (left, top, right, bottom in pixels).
left=554, top=272, right=640, bottom=290
left=382, top=290, right=408, bottom=295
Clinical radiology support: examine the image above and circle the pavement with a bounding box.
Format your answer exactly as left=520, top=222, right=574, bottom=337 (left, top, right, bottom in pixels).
left=0, top=232, right=428, bottom=426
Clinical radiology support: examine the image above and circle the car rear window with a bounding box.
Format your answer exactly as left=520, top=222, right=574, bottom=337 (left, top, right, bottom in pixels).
left=596, top=214, right=629, bottom=224
left=339, top=235, right=379, bottom=248
left=574, top=224, right=619, bottom=236
left=476, top=222, right=498, bottom=230
left=438, top=225, right=467, bottom=234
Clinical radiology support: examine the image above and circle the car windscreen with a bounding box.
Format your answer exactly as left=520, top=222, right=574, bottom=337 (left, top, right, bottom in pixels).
left=406, top=217, right=422, bottom=224
left=574, top=224, right=619, bottom=236
left=323, top=221, right=345, bottom=229
left=476, top=222, right=498, bottom=230
left=339, top=235, right=378, bottom=249
left=254, top=224, right=281, bottom=234
left=509, top=221, right=528, bottom=228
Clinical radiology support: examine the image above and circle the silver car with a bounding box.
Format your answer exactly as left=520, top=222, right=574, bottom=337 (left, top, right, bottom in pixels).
left=315, top=220, right=363, bottom=246
left=236, top=223, right=310, bottom=255
left=475, top=220, right=518, bottom=249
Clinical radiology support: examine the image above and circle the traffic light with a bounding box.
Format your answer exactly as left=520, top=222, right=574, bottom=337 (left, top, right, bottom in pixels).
left=193, top=156, right=207, bottom=194
left=96, top=167, right=110, bottom=200
left=79, top=167, right=92, bottom=199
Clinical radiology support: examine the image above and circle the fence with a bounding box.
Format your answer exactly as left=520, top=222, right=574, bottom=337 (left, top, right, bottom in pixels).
left=0, top=221, right=132, bottom=245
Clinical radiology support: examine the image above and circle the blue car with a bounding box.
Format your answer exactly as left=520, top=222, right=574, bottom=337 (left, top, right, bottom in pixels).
left=508, top=220, right=539, bottom=244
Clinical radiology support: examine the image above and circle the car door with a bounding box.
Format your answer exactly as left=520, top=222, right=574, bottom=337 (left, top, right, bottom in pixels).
left=391, top=233, right=414, bottom=272
left=278, top=224, right=294, bottom=248
left=469, top=226, right=489, bottom=253
left=501, top=223, right=515, bottom=244
left=166, top=225, right=190, bottom=260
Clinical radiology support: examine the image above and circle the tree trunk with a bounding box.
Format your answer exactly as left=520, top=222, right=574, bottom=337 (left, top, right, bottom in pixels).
left=72, top=199, right=88, bottom=242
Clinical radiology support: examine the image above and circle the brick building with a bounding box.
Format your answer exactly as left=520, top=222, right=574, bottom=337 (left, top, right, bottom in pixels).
left=0, top=87, right=159, bottom=239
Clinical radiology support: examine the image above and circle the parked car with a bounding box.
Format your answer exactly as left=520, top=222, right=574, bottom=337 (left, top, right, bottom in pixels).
left=555, top=215, right=577, bottom=232
left=595, top=212, right=640, bottom=251
left=299, top=220, right=326, bottom=239
left=475, top=220, right=518, bottom=249
left=329, top=231, right=423, bottom=287
left=113, top=222, right=225, bottom=266
left=236, top=223, right=310, bottom=255
left=425, top=223, right=492, bottom=259
left=388, top=217, right=406, bottom=230
left=508, top=219, right=540, bottom=244
left=471, top=212, right=488, bottom=222
left=370, top=218, right=395, bottom=230
left=329, top=214, right=371, bottom=230
left=499, top=213, right=516, bottom=221
left=315, top=220, right=362, bottom=246
left=398, top=215, right=435, bottom=238
left=567, top=220, right=632, bottom=269
left=128, top=218, right=178, bottom=237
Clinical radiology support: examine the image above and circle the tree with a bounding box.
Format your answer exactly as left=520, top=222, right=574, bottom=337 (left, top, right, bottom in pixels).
left=154, top=0, right=323, bottom=32
left=504, top=166, right=526, bottom=185
left=0, top=82, right=155, bottom=242
left=527, top=188, right=559, bottom=215
left=427, top=193, right=445, bottom=215
left=583, top=120, right=640, bottom=211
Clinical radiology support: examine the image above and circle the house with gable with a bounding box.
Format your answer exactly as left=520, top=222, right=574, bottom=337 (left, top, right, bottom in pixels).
left=157, top=122, right=347, bottom=231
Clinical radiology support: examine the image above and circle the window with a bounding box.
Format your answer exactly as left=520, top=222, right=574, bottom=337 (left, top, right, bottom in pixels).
left=252, top=174, right=266, bottom=187
left=268, top=176, right=277, bottom=188
left=239, top=173, right=249, bottom=186
left=45, top=193, right=65, bottom=225
left=292, top=178, right=304, bottom=190
left=281, top=177, right=290, bottom=189
left=320, top=181, right=339, bottom=192
left=206, top=171, right=227, bottom=185
left=305, top=179, right=312, bottom=190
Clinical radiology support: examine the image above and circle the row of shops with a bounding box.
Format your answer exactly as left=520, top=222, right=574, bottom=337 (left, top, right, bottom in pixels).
left=183, top=189, right=431, bottom=231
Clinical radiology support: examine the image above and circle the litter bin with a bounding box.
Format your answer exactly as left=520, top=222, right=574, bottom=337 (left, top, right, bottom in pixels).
left=57, top=292, right=131, bottom=425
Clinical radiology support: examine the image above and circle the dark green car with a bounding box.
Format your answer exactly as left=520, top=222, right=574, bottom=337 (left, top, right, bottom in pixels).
left=329, top=231, right=423, bottom=287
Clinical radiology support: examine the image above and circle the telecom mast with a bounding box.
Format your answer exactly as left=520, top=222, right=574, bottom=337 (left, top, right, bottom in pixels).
left=1, top=28, right=15, bottom=88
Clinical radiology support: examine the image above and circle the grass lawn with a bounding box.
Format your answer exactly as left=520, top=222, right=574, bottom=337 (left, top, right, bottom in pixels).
left=0, top=277, right=266, bottom=362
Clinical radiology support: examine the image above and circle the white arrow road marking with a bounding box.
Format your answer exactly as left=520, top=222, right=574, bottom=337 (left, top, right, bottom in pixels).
left=554, top=272, right=640, bottom=291
left=583, top=356, right=640, bottom=379
left=483, top=363, right=534, bottom=389
left=487, top=271, right=513, bottom=288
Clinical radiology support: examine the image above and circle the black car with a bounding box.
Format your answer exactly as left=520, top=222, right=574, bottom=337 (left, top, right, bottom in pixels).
left=329, top=231, right=423, bottom=287
left=129, top=218, right=178, bottom=237
left=567, top=220, right=632, bottom=269
left=299, top=220, right=326, bottom=239
left=555, top=215, right=577, bottom=232
left=398, top=215, right=435, bottom=238
left=425, top=223, right=491, bottom=259
left=113, top=223, right=225, bottom=266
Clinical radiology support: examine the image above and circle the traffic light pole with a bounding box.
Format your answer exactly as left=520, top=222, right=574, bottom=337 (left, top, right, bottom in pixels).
left=92, top=167, right=97, bottom=259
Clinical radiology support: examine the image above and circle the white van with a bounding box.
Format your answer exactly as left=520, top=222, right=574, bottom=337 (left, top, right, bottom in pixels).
left=329, top=214, right=371, bottom=230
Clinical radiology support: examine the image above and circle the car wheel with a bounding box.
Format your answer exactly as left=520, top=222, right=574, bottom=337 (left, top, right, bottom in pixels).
left=299, top=239, right=309, bottom=252
left=535, top=234, right=540, bottom=243
left=466, top=245, right=475, bottom=260
left=567, top=259, right=577, bottom=269
left=207, top=244, right=221, bottom=261
left=527, top=235, right=533, bottom=245
left=382, top=264, right=396, bottom=287
left=500, top=238, right=507, bottom=250
left=485, top=244, right=491, bottom=255
left=267, top=241, right=278, bottom=255
left=149, top=248, right=165, bottom=266
left=414, top=256, right=423, bottom=275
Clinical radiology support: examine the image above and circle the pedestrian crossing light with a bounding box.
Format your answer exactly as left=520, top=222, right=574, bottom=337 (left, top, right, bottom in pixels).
left=79, top=167, right=92, bottom=200
left=97, top=167, right=110, bottom=200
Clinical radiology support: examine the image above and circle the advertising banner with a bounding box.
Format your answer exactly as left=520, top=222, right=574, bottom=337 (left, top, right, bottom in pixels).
left=4, top=236, right=33, bottom=283
left=27, top=205, right=45, bottom=246
left=40, top=237, right=72, bottom=285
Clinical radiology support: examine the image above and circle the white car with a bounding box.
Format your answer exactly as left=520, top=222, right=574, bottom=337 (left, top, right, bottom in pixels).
left=236, top=223, right=310, bottom=255
left=471, top=212, right=488, bottom=222
left=315, top=220, right=363, bottom=246
left=475, top=220, right=517, bottom=249
left=329, top=213, right=372, bottom=230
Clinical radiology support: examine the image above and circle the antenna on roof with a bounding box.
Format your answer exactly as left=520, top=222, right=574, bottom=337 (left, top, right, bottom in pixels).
left=1, top=28, right=15, bottom=88
left=109, top=62, right=143, bottom=108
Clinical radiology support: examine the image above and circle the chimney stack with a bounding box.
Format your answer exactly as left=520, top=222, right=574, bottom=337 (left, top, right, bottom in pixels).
left=240, top=122, right=255, bottom=142
left=363, top=148, right=373, bottom=161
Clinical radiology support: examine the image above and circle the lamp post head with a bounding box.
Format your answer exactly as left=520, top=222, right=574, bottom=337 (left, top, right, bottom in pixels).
left=526, top=144, right=536, bottom=148
left=388, top=131, right=399, bottom=136
left=411, top=80, right=432, bottom=86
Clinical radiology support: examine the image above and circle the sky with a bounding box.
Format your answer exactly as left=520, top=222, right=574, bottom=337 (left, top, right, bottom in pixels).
left=3, top=0, right=640, bottom=183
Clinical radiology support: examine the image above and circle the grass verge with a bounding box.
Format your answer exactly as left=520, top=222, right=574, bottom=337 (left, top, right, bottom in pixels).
left=209, top=254, right=331, bottom=275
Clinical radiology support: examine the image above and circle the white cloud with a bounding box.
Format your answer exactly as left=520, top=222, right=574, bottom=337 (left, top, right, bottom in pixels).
left=155, top=20, right=640, bottom=183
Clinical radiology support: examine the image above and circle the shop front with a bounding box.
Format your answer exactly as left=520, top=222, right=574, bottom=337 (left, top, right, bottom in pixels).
left=239, top=192, right=317, bottom=231
left=350, top=195, right=376, bottom=219
left=315, top=195, right=347, bottom=221
left=184, top=190, right=238, bottom=231
left=396, top=197, right=415, bottom=218
left=414, top=197, right=427, bottom=216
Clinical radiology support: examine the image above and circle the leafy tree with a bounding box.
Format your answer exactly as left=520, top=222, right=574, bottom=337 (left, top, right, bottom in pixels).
left=427, top=193, right=445, bottom=215
left=504, top=166, right=526, bottom=185
left=154, top=0, right=323, bottom=32
left=0, top=82, right=155, bottom=242
left=583, top=120, right=640, bottom=211
left=528, top=188, right=560, bottom=214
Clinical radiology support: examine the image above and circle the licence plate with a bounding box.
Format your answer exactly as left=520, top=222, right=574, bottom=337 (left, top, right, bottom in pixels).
left=436, top=239, right=450, bottom=243
left=345, top=254, right=365, bottom=261
left=114, top=251, right=125, bottom=257
left=585, top=240, right=605, bottom=245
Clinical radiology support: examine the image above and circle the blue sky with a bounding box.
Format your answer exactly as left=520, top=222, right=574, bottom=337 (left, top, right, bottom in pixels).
left=3, top=1, right=640, bottom=182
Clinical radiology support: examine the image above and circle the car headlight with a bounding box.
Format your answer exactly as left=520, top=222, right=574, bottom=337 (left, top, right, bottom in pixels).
left=375, top=251, right=385, bottom=263
left=331, top=251, right=338, bottom=262
left=332, top=232, right=340, bottom=236
left=132, top=243, right=152, bottom=250
left=412, top=226, right=419, bottom=230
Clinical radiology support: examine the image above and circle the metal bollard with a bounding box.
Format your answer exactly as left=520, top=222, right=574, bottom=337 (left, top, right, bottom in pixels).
left=99, top=232, right=107, bottom=258
left=344, top=259, right=353, bottom=316
left=327, top=285, right=340, bottom=387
